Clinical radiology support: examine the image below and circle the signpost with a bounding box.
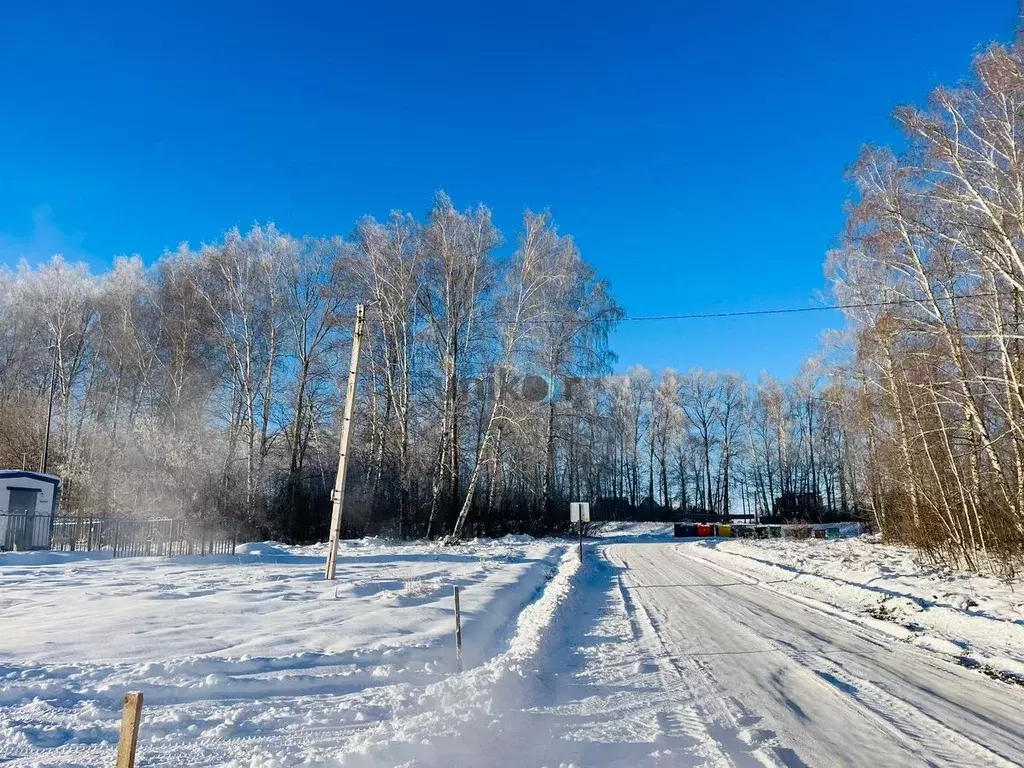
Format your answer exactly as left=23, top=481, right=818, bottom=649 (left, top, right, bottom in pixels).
left=570, top=502, right=590, bottom=561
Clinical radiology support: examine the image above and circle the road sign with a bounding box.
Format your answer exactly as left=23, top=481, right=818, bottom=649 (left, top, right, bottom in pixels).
left=570, top=502, right=590, bottom=562
left=570, top=502, right=590, bottom=522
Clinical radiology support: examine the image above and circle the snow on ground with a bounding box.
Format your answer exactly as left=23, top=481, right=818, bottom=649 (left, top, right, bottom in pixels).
left=592, top=521, right=674, bottom=539
left=4, top=526, right=1024, bottom=766
left=0, top=536, right=570, bottom=765
left=612, top=539, right=1024, bottom=766
left=354, top=526, right=1024, bottom=766
left=684, top=535, right=1024, bottom=685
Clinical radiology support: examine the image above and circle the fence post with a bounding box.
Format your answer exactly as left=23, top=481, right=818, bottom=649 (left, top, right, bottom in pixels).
left=454, top=585, right=463, bottom=673
left=115, top=691, right=143, bottom=768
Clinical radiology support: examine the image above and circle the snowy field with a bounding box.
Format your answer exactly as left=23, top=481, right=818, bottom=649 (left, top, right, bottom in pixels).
left=0, top=537, right=572, bottom=766
left=3, top=526, right=1024, bottom=766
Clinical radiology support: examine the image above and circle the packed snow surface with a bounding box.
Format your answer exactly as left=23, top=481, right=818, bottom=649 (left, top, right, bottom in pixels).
left=688, top=535, right=1024, bottom=683
left=2, top=527, right=1024, bottom=766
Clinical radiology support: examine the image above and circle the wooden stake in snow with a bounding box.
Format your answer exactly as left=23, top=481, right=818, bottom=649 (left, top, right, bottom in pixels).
left=454, top=585, right=464, bottom=673
left=115, top=691, right=143, bottom=768
left=325, top=303, right=366, bottom=581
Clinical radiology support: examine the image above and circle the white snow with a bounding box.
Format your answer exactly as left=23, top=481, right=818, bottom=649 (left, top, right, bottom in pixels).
left=684, top=535, right=1024, bottom=684
left=0, top=537, right=570, bottom=765
left=4, top=528, right=1024, bottom=766
left=609, top=538, right=1024, bottom=766
left=593, top=521, right=674, bottom=538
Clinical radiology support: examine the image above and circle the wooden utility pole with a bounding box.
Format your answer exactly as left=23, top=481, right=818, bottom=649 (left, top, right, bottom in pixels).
left=325, top=304, right=366, bottom=580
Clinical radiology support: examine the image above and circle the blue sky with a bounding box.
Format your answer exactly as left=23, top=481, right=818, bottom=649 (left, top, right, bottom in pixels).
left=0, top=1, right=1018, bottom=378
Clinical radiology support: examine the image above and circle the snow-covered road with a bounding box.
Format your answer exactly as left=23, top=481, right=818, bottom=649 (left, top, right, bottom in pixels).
left=594, top=541, right=1024, bottom=767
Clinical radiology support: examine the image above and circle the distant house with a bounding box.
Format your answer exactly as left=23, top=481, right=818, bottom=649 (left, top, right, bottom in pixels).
left=0, top=470, right=60, bottom=551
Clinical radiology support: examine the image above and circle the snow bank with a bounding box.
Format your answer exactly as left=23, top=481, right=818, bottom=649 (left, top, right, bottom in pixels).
left=234, top=541, right=292, bottom=558
left=0, top=550, right=113, bottom=566
left=683, top=537, right=1024, bottom=685
left=339, top=545, right=583, bottom=766
left=593, top=521, right=674, bottom=538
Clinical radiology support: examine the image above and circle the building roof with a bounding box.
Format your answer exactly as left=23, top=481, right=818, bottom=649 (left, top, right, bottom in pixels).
left=0, top=470, right=61, bottom=487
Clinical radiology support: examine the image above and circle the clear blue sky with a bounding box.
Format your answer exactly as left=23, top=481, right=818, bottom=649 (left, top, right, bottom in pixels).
left=0, top=1, right=1018, bottom=378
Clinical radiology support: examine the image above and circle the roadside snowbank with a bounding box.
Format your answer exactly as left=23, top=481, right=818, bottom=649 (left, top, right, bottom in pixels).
left=683, top=536, right=1024, bottom=685
left=338, top=546, right=582, bottom=766
left=594, top=521, right=674, bottom=539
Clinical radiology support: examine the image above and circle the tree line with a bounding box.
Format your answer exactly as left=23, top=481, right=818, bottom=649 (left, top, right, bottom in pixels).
left=825, top=39, right=1024, bottom=574
left=4, top=37, right=1024, bottom=575
left=0, top=192, right=853, bottom=543
left=0, top=195, right=620, bottom=541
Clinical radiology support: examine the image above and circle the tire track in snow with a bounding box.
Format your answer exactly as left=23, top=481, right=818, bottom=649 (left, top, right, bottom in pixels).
left=609, top=545, right=787, bottom=767
left=667, top=543, right=1024, bottom=766
left=805, top=658, right=1017, bottom=767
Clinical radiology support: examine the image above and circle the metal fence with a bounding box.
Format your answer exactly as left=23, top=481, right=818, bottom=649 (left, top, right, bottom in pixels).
left=49, top=515, right=238, bottom=558
left=0, top=513, right=53, bottom=550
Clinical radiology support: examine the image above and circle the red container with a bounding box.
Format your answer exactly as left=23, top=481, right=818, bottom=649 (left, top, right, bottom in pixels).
left=696, top=523, right=713, bottom=537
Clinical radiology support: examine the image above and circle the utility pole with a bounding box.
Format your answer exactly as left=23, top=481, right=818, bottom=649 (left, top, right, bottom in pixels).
left=325, top=304, right=366, bottom=580
left=40, top=345, right=57, bottom=475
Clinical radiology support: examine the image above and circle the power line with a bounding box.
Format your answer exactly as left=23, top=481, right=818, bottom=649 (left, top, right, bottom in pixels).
left=349, top=289, right=1010, bottom=383
left=356, top=290, right=1005, bottom=328
left=616, top=290, right=1001, bottom=322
